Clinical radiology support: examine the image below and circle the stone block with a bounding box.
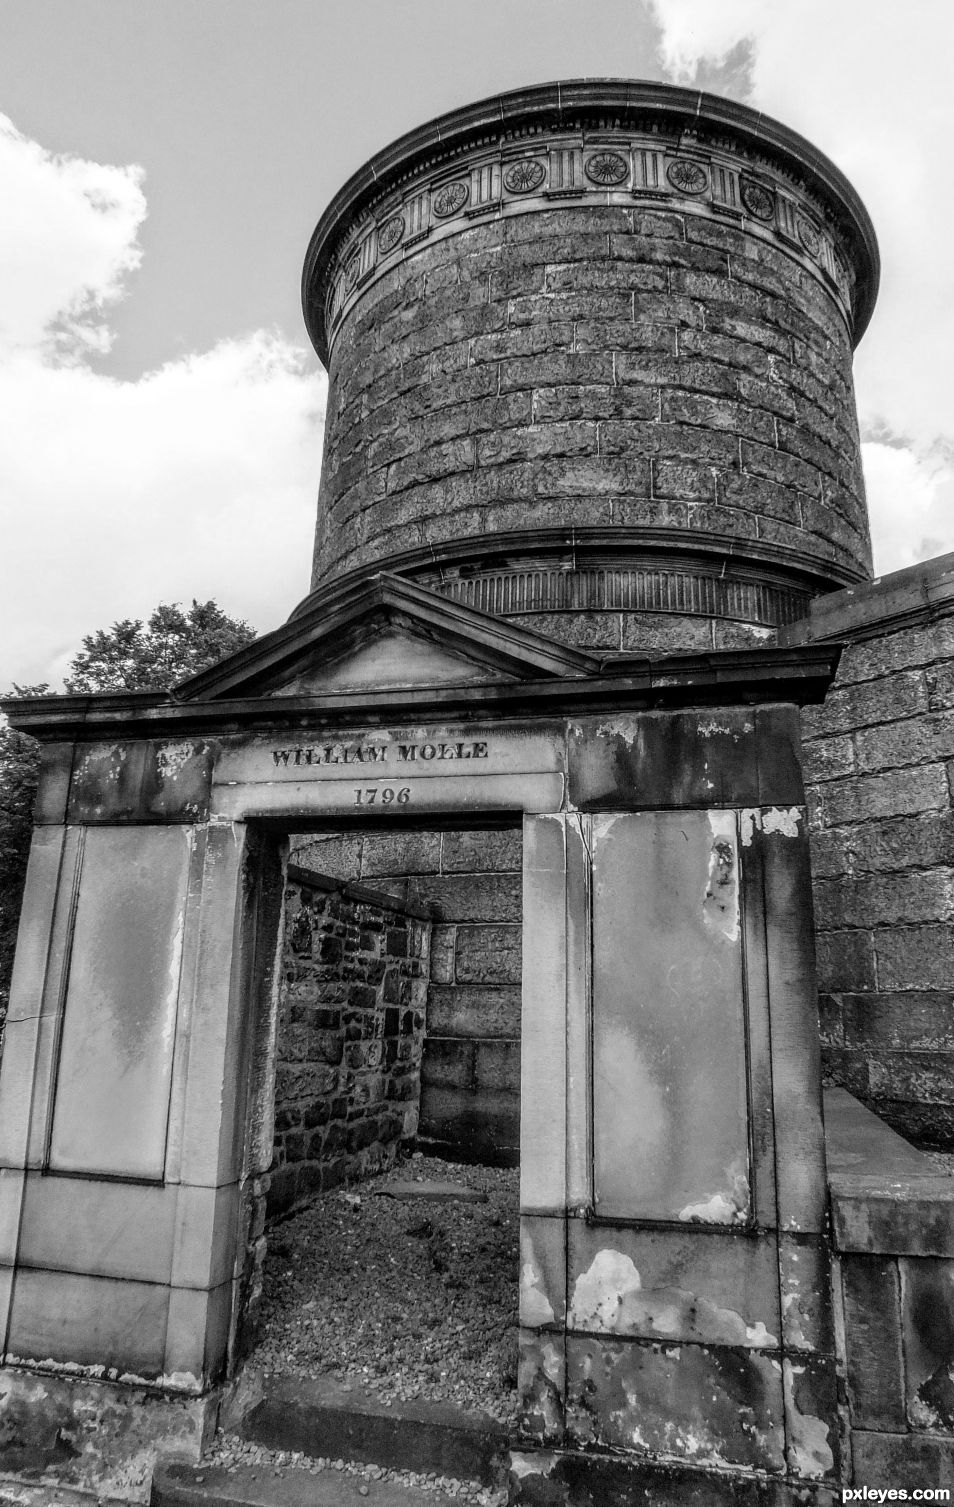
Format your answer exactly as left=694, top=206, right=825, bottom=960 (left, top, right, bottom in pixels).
left=474, top=1040, right=521, bottom=1093
left=900, top=1256, right=954, bottom=1432
left=852, top=1428, right=954, bottom=1489
left=455, top=924, right=522, bottom=984
left=420, top=1038, right=475, bottom=1090
left=782, top=1354, right=839, bottom=1482
left=409, top=872, right=521, bottom=923
left=814, top=930, right=876, bottom=992
left=779, top=1235, right=833, bottom=1353
left=876, top=925, right=954, bottom=991
left=520, top=1215, right=566, bottom=1329
left=842, top=991, right=954, bottom=1051
left=568, top=709, right=759, bottom=810
left=440, top=828, right=522, bottom=874
left=840, top=1256, right=906, bottom=1429
left=567, top=1222, right=780, bottom=1349
left=359, top=831, right=441, bottom=877
left=565, top=1335, right=785, bottom=1472
left=427, top=984, right=521, bottom=1038
left=517, top=1329, right=565, bottom=1443
left=814, top=870, right=954, bottom=929
left=6, top=1266, right=169, bottom=1377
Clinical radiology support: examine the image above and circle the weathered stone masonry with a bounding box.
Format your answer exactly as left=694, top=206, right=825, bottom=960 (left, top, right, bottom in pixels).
left=293, top=828, right=522, bottom=1165
left=302, top=83, right=877, bottom=660
left=269, top=867, right=431, bottom=1216
left=792, top=556, right=954, bottom=1147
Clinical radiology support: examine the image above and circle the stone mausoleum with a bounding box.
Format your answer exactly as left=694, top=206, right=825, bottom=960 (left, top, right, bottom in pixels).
left=1, top=80, right=953, bottom=1505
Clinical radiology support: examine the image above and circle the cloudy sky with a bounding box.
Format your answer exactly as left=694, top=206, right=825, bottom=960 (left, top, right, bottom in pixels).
left=2, top=0, right=952, bottom=689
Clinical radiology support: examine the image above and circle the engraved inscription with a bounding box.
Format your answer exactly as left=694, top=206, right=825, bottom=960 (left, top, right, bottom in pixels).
left=272, top=739, right=489, bottom=768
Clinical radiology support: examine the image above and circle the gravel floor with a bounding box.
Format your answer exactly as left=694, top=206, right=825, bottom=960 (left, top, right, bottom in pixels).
left=251, top=1155, right=520, bottom=1427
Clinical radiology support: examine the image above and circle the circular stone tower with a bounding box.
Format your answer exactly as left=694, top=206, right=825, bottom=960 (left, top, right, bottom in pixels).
left=297, top=81, right=878, bottom=654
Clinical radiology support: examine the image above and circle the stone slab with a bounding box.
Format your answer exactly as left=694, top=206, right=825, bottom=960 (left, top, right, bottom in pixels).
left=508, top=1447, right=839, bottom=1505
left=152, top=1461, right=463, bottom=1506
left=373, top=1180, right=488, bottom=1203
left=240, top=1373, right=508, bottom=1486
left=824, top=1087, right=937, bottom=1180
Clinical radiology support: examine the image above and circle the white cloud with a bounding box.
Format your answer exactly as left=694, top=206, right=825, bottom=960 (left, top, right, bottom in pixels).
left=0, top=114, right=147, bottom=359
left=0, top=116, right=324, bottom=689
left=863, top=442, right=954, bottom=577
left=652, top=0, right=954, bottom=574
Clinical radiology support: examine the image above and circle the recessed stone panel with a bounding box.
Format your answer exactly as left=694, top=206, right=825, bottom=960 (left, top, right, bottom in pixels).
left=48, top=826, right=193, bottom=1180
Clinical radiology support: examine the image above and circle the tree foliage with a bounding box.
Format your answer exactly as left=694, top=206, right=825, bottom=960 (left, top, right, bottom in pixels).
left=64, top=599, right=256, bottom=693
left=1, top=601, right=256, bottom=1010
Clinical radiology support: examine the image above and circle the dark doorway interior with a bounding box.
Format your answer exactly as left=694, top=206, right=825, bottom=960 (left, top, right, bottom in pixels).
left=239, top=820, right=522, bottom=1427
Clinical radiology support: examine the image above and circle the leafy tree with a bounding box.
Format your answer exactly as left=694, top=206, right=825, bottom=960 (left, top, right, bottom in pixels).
left=64, top=599, right=255, bottom=693
left=0, top=601, right=256, bottom=1011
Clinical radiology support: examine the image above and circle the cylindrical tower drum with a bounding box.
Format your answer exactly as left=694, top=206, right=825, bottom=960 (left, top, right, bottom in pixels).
left=297, top=81, right=878, bottom=654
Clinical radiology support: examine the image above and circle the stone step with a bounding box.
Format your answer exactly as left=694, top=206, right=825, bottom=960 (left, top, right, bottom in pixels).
left=151, top=1460, right=464, bottom=1507
left=236, top=1373, right=509, bottom=1487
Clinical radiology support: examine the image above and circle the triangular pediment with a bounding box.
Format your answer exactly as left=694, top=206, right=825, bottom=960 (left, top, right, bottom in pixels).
left=173, top=573, right=599, bottom=702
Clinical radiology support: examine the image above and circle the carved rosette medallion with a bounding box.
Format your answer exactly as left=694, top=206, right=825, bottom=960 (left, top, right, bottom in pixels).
left=345, top=256, right=361, bottom=289
left=376, top=215, right=405, bottom=256
left=432, top=181, right=469, bottom=218
left=584, top=151, right=629, bottom=186
left=667, top=159, right=708, bottom=195
left=740, top=178, right=776, bottom=222
left=503, top=158, right=546, bottom=194
left=797, top=215, right=821, bottom=257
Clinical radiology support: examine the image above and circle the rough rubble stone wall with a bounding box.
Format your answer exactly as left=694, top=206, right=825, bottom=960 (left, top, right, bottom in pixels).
left=802, top=611, right=954, bottom=1147
left=313, top=204, right=870, bottom=655
left=292, top=828, right=521, bottom=1166
left=269, top=873, right=430, bottom=1216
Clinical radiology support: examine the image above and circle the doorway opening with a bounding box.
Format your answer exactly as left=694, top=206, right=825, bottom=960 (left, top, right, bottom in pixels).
left=240, top=819, right=523, bottom=1426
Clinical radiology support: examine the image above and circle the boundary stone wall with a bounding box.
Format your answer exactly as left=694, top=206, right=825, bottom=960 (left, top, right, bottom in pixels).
left=292, top=827, right=522, bottom=1166
left=791, top=554, right=954, bottom=1147
left=269, top=868, right=431, bottom=1216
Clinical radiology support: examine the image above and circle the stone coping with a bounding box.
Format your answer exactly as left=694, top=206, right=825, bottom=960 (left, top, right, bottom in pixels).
left=0, top=645, right=841, bottom=741
left=784, top=549, right=954, bottom=646
left=301, top=78, right=880, bottom=363
left=825, top=1088, right=954, bottom=1256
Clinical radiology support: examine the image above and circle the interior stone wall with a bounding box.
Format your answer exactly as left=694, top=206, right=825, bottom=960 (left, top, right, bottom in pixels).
left=268, top=868, right=431, bottom=1217
left=794, top=558, right=954, bottom=1147
left=292, top=827, right=521, bottom=1165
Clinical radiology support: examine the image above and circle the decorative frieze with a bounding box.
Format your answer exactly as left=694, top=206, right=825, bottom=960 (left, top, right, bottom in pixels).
left=312, top=122, right=857, bottom=355
left=433, top=564, right=812, bottom=628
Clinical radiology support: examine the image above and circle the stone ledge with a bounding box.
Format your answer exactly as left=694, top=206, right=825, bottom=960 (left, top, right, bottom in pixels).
left=785, top=550, right=954, bottom=647
left=825, top=1089, right=954, bottom=1255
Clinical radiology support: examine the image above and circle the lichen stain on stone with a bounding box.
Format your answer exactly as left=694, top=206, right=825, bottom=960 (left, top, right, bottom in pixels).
left=569, top=1249, right=777, bottom=1348
left=517, top=1336, right=564, bottom=1442
left=763, top=806, right=802, bottom=837
left=520, top=1234, right=556, bottom=1328
left=567, top=1337, right=784, bottom=1469
left=740, top=805, right=801, bottom=845
left=695, top=717, right=754, bottom=740
left=156, top=741, right=199, bottom=782
left=704, top=812, right=739, bottom=942
left=678, top=1155, right=749, bottom=1225
left=509, top=1449, right=559, bottom=1480
left=783, top=1360, right=834, bottom=1478
left=910, top=1364, right=954, bottom=1431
